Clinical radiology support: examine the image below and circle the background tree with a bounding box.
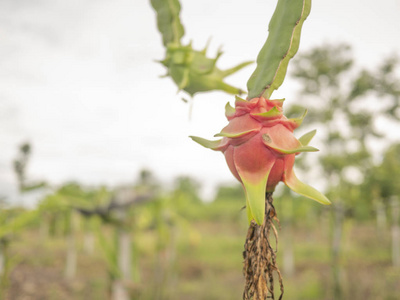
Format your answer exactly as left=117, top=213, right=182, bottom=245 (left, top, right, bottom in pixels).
left=0, top=142, right=44, bottom=294
left=13, top=142, right=46, bottom=195
left=288, top=43, right=400, bottom=299
left=362, top=143, right=400, bottom=267
left=13, top=142, right=31, bottom=193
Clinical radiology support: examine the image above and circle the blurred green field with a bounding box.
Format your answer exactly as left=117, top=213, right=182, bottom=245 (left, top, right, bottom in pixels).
left=2, top=196, right=399, bottom=300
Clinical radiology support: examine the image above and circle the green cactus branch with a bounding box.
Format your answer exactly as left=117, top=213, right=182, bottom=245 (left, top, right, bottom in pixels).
left=150, top=0, right=184, bottom=47
left=247, top=0, right=311, bottom=99
left=150, top=0, right=252, bottom=97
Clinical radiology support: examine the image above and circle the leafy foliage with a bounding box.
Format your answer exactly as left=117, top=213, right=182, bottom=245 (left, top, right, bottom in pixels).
left=363, top=144, right=400, bottom=202
left=289, top=43, right=400, bottom=211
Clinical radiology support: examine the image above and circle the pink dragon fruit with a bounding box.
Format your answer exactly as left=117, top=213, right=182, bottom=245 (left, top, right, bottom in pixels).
left=191, top=96, right=330, bottom=224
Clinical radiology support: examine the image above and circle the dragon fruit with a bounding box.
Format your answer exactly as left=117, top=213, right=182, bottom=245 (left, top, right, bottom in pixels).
left=191, top=96, right=330, bottom=224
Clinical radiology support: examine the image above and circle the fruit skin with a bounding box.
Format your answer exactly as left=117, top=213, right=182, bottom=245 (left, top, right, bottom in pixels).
left=191, top=96, right=330, bottom=225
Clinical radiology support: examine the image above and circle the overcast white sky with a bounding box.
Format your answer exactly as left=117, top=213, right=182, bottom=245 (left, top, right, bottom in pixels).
left=1, top=0, right=400, bottom=204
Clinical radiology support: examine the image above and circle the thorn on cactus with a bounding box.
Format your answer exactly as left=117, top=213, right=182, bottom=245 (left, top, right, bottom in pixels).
left=160, top=42, right=253, bottom=96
